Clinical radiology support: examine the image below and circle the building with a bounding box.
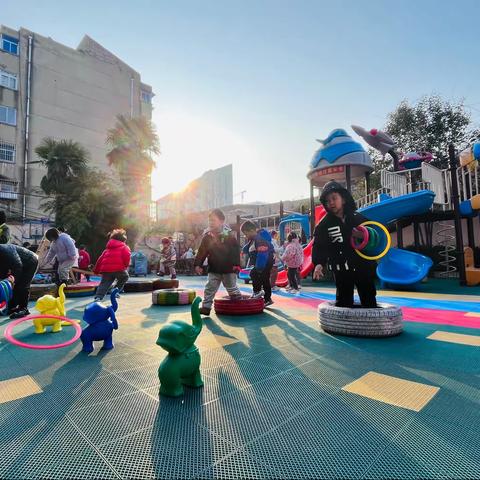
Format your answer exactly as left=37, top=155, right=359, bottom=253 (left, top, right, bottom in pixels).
left=156, top=164, right=233, bottom=220
left=0, top=25, right=154, bottom=224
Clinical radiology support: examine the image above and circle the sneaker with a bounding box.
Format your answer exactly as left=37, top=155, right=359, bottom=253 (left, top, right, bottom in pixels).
left=9, top=308, right=30, bottom=320
left=251, top=290, right=264, bottom=299
left=264, top=299, right=274, bottom=307
left=171, top=275, right=177, bottom=280
left=271, top=286, right=279, bottom=292
left=285, top=286, right=292, bottom=292
left=290, top=289, right=299, bottom=294
left=199, top=307, right=211, bottom=316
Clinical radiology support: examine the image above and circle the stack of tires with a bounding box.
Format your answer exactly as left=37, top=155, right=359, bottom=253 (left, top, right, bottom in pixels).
left=214, top=295, right=264, bottom=315
left=318, top=301, right=403, bottom=337
left=152, top=289, right=196, bottom=306
left=152, top=278, right=179, bottom=290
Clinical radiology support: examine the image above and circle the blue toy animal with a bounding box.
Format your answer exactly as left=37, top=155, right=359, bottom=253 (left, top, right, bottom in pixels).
left=81, top=289, right=119, bottom=353
left=0, top=277, right=13, bottom=314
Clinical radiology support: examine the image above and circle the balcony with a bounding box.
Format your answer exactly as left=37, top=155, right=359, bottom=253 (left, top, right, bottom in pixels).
left=0, top=177, right=18, bottom=200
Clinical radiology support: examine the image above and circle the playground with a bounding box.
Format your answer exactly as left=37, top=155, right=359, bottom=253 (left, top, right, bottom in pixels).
left=0, top=275, right=479, bottom=479
left=1, top=126, right=480, bottom=479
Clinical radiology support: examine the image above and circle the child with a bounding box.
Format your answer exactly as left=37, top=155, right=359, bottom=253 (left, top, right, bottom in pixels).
left=39, top=228, right=78, bottom=285
left=77, top=244, right=91, bottom=281
left=269, top=230, right=282, bottom=291
left=158, top=238, right=177, bottom=279
left=241, top=221, right=275, bottom=307
left=312, top=180, right=377, bottom=307
left=0, top=244, right=39, bottom=319
left=93, top=229, right=131, bottom=301
left=281, top=232, right=304, bottom=293
left=194, top=209, right=242, bottom=315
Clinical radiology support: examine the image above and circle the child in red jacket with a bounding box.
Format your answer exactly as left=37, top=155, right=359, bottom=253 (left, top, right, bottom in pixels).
left=94, top=229, right=131, bottom=301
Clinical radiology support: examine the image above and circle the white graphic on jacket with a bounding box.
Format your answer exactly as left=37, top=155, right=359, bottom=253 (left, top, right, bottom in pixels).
left=327, top=226, right=343, bottom=243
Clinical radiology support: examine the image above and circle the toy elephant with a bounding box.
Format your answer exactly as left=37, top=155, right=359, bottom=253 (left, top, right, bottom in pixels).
left=34, top=284, right=66, bottom=334
left=81, top=289, right=119, bottom=353
left=156, top=296, right=203, bottom=397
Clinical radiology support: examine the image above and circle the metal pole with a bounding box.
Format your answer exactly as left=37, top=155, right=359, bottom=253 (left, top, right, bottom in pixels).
left=22, top=35, right=33, bottom=221
left=448, top=144, right=466, bottom=285
left=365, top=171, right=371, bottom=195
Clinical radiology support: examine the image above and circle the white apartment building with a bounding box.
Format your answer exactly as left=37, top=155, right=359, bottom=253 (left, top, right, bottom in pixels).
left=0, top=25, right=154, bottom=224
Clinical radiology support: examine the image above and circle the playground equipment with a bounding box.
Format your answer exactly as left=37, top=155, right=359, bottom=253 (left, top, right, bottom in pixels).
left=214, top=295, right=264, bottom=315
left=0, top=277, right=13, bottom=311
left=4, top=315, right=82, bottom=350
left=156, top=297, right=203, bottom=397
left=278, top=213, right=310, bottom=243
left=351, top=221, right=391, bottom=261
left=152, top=288, right=196, bottom=306
left=464, top=247, right=480, bottom=286
left=64, top=281, right=99, bottom=298
left=318, top=302, right=403, bottom=337
left=275, top=205, right=327, bottom=288
left=398, top=152, right=433, bottom=170
left=81, top=289, right=119, bottom=353
left=34, top=284, right=69, bottom=333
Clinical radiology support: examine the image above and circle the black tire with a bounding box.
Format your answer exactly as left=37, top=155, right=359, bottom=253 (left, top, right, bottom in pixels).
left=318, top=301, right=403, bottom=338
left=123, top=280, right=153, bottom=293
left=152, top=279, right=179, bottom=290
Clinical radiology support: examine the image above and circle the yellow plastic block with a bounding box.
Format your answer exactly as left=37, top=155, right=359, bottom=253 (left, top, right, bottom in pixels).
left=0, top=375, right=43, bottom=404
left=428, top=330, right=480, bottom=347
left=342, top=371, right=439, bottom=412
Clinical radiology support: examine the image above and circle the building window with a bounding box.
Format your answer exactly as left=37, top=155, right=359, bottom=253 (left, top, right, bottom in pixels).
left=1, top=35, right=19, bottom=55
left=0, top=70, right=17, bottom=90
left=141, top=91, right=152, bottom=104
left=0, top=106, right=17, bottom=126
left=0, top=141, right=15, bottom=163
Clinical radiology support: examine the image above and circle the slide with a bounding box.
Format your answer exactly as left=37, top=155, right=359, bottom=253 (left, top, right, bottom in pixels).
left=275, top=205, right=327, bottom=287
left=359, top=190, right=436, bottom=287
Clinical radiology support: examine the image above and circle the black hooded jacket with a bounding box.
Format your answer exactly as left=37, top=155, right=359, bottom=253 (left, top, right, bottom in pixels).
left=312, top=181, right=376, bottom=272
left=0, top=244, right=38, bottom=279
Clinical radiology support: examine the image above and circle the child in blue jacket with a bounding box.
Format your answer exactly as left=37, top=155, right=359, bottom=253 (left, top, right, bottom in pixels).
left=241, top=221, right=275, bottom=306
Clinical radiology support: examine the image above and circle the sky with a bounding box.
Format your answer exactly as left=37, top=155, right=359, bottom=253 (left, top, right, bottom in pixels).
left=3, top=0, right=480, bottom=203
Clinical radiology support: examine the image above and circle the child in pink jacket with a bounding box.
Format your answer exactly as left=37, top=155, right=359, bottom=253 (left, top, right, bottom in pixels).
left=281, top=232, right=304, bottom=293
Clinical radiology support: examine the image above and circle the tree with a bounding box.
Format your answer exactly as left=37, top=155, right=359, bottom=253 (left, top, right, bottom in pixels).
left=36, top=137, right=129, bottom=259
left=106, top=114, right=160, bottom=245
left=384, top=95, right=479, bottom=169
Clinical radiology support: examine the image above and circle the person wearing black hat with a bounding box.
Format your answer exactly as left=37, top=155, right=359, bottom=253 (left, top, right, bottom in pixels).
left=312, top=180, right=377, bottom=307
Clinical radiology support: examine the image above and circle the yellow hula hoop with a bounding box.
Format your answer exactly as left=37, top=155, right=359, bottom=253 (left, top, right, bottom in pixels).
left=354, top=221, right=391, bottom=261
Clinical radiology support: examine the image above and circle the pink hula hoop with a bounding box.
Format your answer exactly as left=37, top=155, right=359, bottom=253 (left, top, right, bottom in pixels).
left=350, top=225, right=369, bottom=250
left=4, top=315, right=82, bottom=350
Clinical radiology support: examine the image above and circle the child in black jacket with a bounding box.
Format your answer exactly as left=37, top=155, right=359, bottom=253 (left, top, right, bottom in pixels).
left=194, top=209, right=242, bottom=316
left=312, top=180, right=377, bottom=308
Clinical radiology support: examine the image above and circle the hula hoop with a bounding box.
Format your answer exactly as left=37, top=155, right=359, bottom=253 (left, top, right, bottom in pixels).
left=350, top=225, right=369, bottom=250
left=354, top=221, right=391, bottom=261
left=4, top=315, right=82, bottom=350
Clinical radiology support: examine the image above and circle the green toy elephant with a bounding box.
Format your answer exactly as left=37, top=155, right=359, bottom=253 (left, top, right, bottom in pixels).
left=156, top=296, right=204, bottom=397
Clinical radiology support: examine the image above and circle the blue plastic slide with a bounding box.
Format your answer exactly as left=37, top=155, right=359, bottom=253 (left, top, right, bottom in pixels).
left=359, top=190, right=436, bottom=288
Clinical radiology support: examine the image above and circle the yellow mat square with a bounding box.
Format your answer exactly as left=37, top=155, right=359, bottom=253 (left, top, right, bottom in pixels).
left=342, top=371, right=439, bottom=412
left=0, top=375, right=43, bottom=404
left=428, top=330, right=480, bottom=347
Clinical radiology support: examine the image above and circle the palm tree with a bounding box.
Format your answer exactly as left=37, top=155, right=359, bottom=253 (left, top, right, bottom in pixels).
left=35, top=138, right=89, bottom=195
left=106, top=114, right=160, bottom=183
left=106, top=114, right=160, bottom=222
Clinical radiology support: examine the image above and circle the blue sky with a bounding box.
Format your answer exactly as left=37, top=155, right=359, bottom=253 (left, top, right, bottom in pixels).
left=3, top=0, right=480, bottom=203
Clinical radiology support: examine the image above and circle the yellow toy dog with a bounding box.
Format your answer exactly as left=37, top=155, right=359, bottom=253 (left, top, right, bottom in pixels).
left=34, top=284, right=66, bottom=334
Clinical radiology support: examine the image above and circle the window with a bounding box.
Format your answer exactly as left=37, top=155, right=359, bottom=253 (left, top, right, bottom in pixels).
left=0, top=70, right=17, bottom=90
left=1, top=35, right=19, bottom=55
left=0, top=106, right=17, bottom=126
left=141, top=91, right=152, bottom=104
left=0, top=141, right=15, bottom=163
